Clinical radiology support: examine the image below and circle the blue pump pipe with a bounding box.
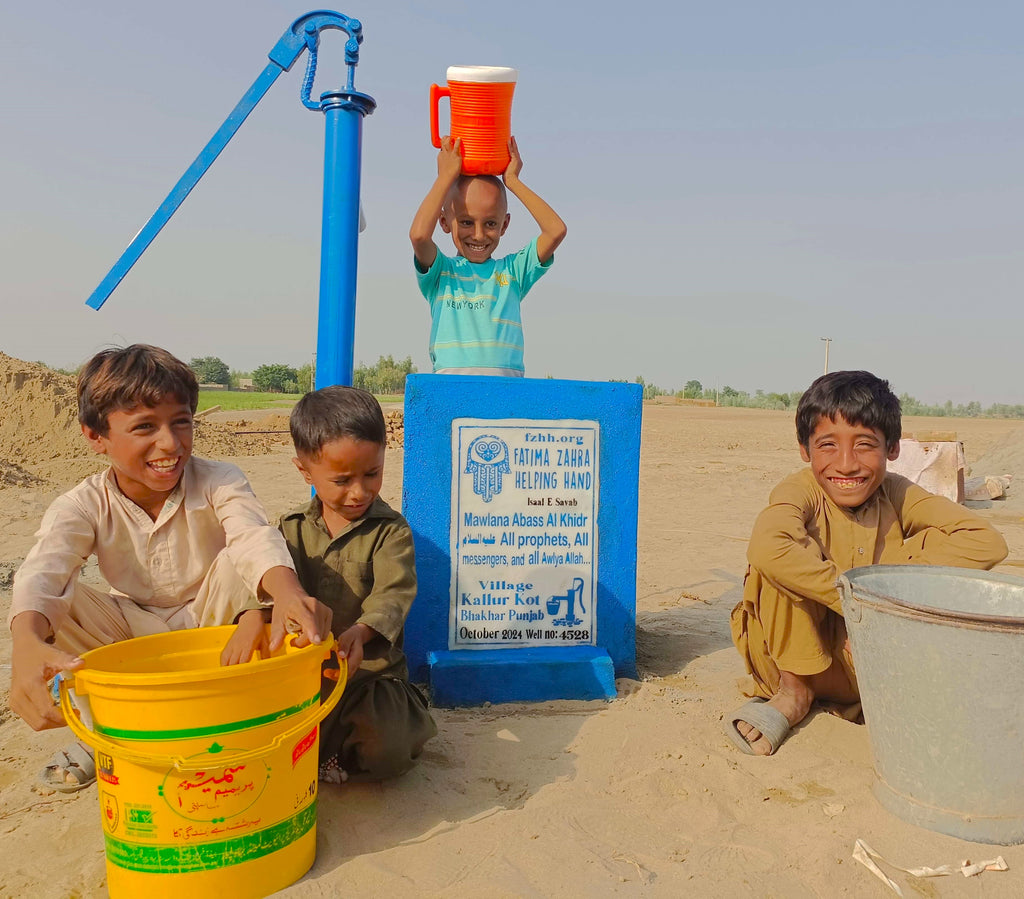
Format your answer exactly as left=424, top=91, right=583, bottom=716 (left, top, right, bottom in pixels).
left=317, top=88, right=375, bottom=388
left=85, top=10, right=375, bottom=388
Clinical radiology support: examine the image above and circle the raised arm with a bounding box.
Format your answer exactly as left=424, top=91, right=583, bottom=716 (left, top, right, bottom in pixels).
left=208, top=464, right=331, bottom=651
left=410, top=137, right=464, bottom=270
left=746, top=497, right=844, bottom=615
left=887, top=477, right=1008, bottom=568
left=502, top=136, right=566, bottom=264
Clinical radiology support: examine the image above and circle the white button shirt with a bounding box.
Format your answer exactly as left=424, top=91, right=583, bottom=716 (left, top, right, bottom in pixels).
left=11, top=456, right=294, bottom=633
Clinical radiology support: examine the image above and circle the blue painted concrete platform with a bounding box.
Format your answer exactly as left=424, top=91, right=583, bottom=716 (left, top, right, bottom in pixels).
left=403, top=374, right=642, bottom=707
left=428, top=646, right=616, bottom=706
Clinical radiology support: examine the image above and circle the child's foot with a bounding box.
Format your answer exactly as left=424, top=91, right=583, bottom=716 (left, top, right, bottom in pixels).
left=318, top=757, right=349, bottom=784
left=734, top=698, right=802, bottom=756
left=40, top=740, right=96, bottom=792
left=733, top=672, right=814, bottom=756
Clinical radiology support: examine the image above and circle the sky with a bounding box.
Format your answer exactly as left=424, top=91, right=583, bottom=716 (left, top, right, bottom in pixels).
left=3, top=1, right=1023, bottom=404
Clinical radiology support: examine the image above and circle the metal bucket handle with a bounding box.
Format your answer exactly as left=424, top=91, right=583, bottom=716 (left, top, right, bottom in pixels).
left=836, top=574, right=859, bottom=622
left=59, top=643, right=347, bottom=772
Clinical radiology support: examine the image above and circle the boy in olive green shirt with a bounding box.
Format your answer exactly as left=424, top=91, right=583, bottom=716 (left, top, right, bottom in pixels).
left=282, top=386, right=436, bottom=783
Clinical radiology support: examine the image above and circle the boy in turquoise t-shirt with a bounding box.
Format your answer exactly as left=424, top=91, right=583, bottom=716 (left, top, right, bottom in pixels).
left=409, top=136, right=567, bottom=375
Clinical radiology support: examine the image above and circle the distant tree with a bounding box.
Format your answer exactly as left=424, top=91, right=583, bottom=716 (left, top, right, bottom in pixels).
left=297, top=363, right=313, bottom=394
left=683, top=379, right=703, bottom=399
left=189, top=356, right=230, bottom=385
left=898, top=392, right=923, bottom=415
left=229, top=369, right=251, bottom=390
left=353, top=355, right=417, bottom=395
left=252, top=363, right=299, bottom=393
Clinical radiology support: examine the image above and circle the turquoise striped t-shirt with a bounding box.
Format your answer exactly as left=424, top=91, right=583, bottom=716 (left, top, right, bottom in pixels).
left=415, top=238, right=552, bottom=373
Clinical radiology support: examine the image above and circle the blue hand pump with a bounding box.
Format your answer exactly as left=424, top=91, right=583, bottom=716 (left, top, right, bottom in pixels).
left=84, top=11, right=376, bottom=389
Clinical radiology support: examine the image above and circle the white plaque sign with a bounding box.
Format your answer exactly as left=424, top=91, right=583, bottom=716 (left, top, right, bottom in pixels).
left=450, top=419, right=599, bottom=649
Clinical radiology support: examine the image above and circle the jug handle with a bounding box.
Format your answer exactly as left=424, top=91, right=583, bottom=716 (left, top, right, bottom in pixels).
left=59, top=644, right=347, bottom=772
left=430, top=83, right=450, bottom=148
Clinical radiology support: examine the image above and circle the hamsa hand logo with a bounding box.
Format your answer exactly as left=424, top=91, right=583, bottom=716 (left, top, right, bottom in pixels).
left=466, top=435, right=510, bottom=503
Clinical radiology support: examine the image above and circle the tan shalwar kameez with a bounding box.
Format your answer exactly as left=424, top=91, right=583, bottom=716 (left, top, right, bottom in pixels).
left=731, top=468, right=1007, bottom=699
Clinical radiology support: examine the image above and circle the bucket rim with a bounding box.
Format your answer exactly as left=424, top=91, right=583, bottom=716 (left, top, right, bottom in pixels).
left=74, top=626, right=329, bottom=688
left=842, top=564, right=1024, bottom=630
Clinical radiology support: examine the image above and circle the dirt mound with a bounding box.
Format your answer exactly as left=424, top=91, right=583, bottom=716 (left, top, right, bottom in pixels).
left=228, top=410, right=405, bottom=449
left=972, top=426, right=1024, bottom=478
left=0, top=354, right=83, bottom=467
left=0, top=352, right=281, bottom=487
left=192, top=419, right=286, bottom=457
left=229, top=414, right=293, bottom=438
left=385, top=410, right=404, bottom=448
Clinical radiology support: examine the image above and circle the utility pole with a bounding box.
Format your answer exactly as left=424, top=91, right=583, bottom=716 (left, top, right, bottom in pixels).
left=820, top=337, right=832, bottom=375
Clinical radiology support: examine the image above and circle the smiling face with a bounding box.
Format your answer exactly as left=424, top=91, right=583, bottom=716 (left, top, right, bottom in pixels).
left=800, top=413, right=899, bottom=509
left=439, top=176, right=510, bottom=263
left=294, top=437, right=385, bottom=536
left=84, top=398, right=194, bottom=518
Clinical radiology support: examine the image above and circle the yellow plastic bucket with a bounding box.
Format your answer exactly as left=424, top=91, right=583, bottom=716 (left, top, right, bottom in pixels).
left=59, top=626, right=346, bottom=898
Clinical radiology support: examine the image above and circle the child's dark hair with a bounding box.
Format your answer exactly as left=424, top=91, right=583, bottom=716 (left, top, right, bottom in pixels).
left=78, top=344, right=198, bottom=436
left=796, top=370, right=901, bottom=451
left=290, top=385, right=386, bottom=458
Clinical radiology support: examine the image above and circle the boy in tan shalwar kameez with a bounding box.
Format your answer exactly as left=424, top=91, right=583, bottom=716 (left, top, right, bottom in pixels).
left=726, top=371, right=1007, bottom=756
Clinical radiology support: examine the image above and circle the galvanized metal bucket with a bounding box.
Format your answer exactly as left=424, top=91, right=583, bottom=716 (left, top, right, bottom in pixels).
left=839, top=565, right=1024, bottom=845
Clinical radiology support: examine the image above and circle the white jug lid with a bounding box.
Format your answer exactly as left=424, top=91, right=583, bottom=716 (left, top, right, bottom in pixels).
left=446, top=65, right=518, bottom=83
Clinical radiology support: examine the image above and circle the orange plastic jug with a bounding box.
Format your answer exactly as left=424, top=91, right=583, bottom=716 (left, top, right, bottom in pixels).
left=430, top=65, right=518, bottom=176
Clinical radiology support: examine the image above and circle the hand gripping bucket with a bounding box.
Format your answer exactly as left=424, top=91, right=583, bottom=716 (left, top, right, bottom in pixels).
left=430, top=65, right=518, bottom=175
left=59, top=627, right=346, bottom=897
left=840, top=565, right=1024, bottom=845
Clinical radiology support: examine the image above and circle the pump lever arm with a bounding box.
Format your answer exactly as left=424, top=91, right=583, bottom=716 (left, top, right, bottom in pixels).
left=86, top=10, right=364, bottom=310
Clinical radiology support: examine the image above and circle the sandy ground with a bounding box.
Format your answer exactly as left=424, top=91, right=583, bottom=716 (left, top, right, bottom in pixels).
left=2, top=404, right=1024, bottom=897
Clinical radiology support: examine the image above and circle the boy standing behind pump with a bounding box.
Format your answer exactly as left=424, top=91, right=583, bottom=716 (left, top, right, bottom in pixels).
left=410, top=135, right=566, bottom=376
